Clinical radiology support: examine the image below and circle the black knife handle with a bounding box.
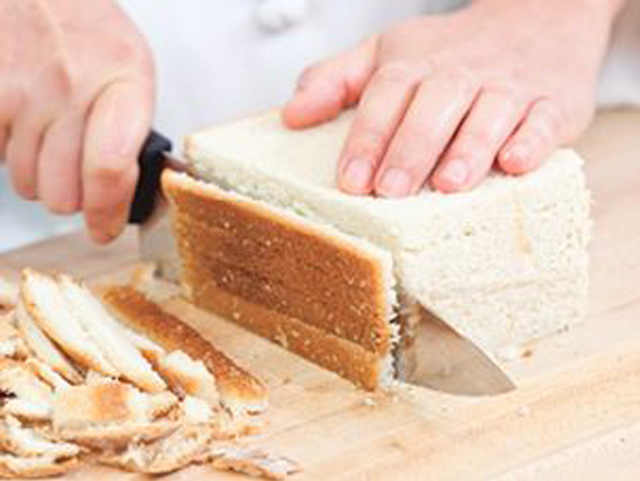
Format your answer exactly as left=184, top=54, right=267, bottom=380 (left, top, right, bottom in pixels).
left=128, top=130, right=172, bottom=224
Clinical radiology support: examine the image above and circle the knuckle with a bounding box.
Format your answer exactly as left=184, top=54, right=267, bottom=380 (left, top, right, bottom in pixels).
left=539, top=100, right=565, bottom=131
left=297, top=63, right=323, bottom=90
left=89, top=158, right=132, bottom=186
left=483, top=83, right=523, bottom=105
left=109, top=38, right=141, bottom=64
left=460, top=128, right=493, bottom=150
left=349, top=122, right=389, bottom=158
left=526, top=122, right=551, bottom=145
left=120, top=39, right=153, bottom=68
left=0, top=87, right=26, bottom=119
left=374, top=62, right=421, bottom=87
left=393, top=125, right=433, bottom=158
left=452, top=72, right=476, bottom=99
left=439, top=66, right=476, bottom=97
left=47, top=56, right=76, bottom=99
left=137, top=50, right=156, bottom=80
left=395, top=126, right=425, bottom=147
left=507, top=62, right=528, bottom=84
left=529, top=99, right=565, bottom=141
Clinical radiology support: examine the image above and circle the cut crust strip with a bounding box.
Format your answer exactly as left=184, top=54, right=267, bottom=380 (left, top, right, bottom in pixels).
left=100, top=285, right=268, bottom=415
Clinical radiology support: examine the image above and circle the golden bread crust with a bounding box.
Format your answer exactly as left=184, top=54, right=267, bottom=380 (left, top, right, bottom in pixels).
left=99, top=285, right=268, bottom=413
left=162, top=171, right=394, bottom=390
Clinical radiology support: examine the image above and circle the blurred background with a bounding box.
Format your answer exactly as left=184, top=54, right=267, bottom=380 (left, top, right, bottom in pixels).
left=1, top=0, right=639, bottom=251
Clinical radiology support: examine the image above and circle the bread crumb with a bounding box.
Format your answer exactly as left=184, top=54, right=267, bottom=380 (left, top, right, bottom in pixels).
left=130, top=262, right=157, bottom=292
left=361, top=397, right=377, bottom=407
left=496, top=344, right=522, bottom=362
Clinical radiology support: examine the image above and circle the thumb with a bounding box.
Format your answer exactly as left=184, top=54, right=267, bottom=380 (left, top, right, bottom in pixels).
left=283, top=37, right=378, bottom=129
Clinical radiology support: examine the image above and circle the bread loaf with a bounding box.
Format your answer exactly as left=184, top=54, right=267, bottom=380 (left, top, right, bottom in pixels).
left=157, top=108, right=591, bottom=390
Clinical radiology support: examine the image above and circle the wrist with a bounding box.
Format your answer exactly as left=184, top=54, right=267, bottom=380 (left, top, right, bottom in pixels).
left=581, top=0, right=627, bottom=21
left=471, top=0, right=626, bottom=24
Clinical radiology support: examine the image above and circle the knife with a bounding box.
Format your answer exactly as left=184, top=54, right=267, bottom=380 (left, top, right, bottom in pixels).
left=129, top=131, right=516, bottom=396
left=128, top=130, right=179, bottom=225
left=397, top=305, right=516, bottom=395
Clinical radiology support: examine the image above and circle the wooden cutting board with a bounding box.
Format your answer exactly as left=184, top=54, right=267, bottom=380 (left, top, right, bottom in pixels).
left=2, top=110, right=640, bottom=480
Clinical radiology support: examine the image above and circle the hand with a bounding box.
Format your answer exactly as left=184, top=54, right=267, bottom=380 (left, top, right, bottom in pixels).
left=0, top=0, right=154, bottom=243
left=284, top=0, right=624, bottom=197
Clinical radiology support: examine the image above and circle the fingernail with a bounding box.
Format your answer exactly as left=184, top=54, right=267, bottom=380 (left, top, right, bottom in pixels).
left=439, top=160, right=468, bottom=189
left=342, top=158, right=373, bottom=192
left=504, top=145, right=533, bottom=172
left=378, top=168, right=412, bottom=198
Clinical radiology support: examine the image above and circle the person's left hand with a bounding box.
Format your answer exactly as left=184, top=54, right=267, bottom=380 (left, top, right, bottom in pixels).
left=283, top=0, right=623, bottom=197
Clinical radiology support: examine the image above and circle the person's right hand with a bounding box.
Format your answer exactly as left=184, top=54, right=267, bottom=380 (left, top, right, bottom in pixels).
left=0, top=0, right=154, bottom=243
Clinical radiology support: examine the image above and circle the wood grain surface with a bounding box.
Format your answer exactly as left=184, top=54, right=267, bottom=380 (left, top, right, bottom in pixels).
left=1, top=109, right=639, bottom=480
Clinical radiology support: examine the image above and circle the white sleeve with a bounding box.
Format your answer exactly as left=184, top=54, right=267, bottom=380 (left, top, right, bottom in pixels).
left=597, top=1, right=640, bottom=107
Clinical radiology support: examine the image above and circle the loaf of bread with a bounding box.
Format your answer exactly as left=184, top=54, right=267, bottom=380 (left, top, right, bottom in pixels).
left=158, top=108, right=591, bottom=390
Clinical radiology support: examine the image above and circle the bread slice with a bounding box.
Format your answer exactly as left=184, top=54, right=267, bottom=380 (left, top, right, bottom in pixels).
left=57, top=274, right=166, bottom=392
left=0, top=453, right=78, bottom=478
left=162, top=171, right=398, bottom=391
left=147, top=391, right=179, bottom=419
left=20, top=269, right=119, bottom=377
left=156, top=350, right=220, bottom=407
left=0, top=358, right=53, bottom=421
left=52, top=379, right=151, bottom=430
left=180, top=395, right=215, bottom=423
left=51, top=379, right=179, bottom=450
left=203, top=444, right=300, bottom=480
left=23, top=358, right=71, bottom=392
left=98, top=423, right=214, bottom=474
left=14, top=300, right=83, bottom=384
left=160, top=109, right=591, bottom=385
left=0, top=416, right=80, bottom=459
left=122, top=326, right=166, bottom=365
left=100, top=285, right=268, bottom=415
left=0, top=311, right=28, bottom=360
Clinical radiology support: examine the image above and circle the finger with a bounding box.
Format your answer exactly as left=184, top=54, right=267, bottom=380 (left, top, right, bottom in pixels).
left=498, top=99, right=564, bottom=174
left=5, top=115, right=46, bottom=200
left=0, top=87, right=24, bottom=162
left=282, top=38, right=377, bottom=129
left=83, top=79, right=153, bottom=244
left=37, top=110, right=86, bottom=214
left=336, top=63, right=422, bottom=195
left=372, top=71, right=477, bottom=198
left=432, top=87, right=529, bottom=193
left=0, top=127, right=7, bottom=160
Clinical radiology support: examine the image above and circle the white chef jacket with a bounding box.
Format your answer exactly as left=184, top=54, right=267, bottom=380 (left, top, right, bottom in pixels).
left=0, top=0, right=638, bottom=251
